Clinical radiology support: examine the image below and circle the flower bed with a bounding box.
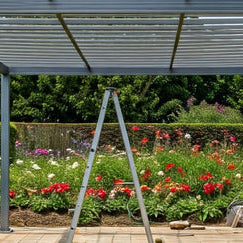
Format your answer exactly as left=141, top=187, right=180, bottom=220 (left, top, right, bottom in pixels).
left=8, top=126, right=243, bottom=225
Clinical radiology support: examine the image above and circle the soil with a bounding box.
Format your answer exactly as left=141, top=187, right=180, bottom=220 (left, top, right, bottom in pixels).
left=7, top=207, right=227, bottom=228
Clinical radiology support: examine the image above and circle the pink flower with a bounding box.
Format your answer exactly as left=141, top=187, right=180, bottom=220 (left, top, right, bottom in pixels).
left=162, top=133, right=170, bottom=139
left=215, top=183, right=224, bottom=191
left=230, top=136, right=237, bottom=142
left=95, top=175, right=102, bottom=181
left=97, top=189, right=106, bottom=199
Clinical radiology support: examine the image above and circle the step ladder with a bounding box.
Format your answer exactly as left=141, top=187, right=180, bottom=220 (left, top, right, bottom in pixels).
left=66, top=87, right=153, bottom=243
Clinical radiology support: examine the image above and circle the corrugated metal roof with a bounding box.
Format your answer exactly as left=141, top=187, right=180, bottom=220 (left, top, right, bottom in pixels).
left=1, top=1, right=243, bottom=75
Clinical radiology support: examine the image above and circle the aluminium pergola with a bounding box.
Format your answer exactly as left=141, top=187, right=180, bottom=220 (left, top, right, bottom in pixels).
left=1, top=0, right=243, bottom=233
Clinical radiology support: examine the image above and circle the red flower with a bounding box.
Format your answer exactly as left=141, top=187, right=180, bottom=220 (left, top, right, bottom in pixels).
left=91, top=130, right=95, bottom=135
left=141, top=137, right=148, bottom=144
left=97, top=189, right=106, bottom=199
left=224, top=179, right=231, bottom=185
left=203, top=182, right=215, bottom=194
left=95, top=174, right=102, bottom=181
left=181, top=184, right=190, bottom=192
left=131, top=148, right=137, bottom=153
left=199, top=176, right=208, bottom=181
left=122, top=187, right=134, bottom=197
left=86, top=188, right=95, bottom=197
left=215, top=182, right=224, bottom=190
left=199, top=172, right=213, bottom=181
left=227, top=163, right=235, bottom=170
left=113, top=179, right=124, bottom=185
left=170, top=187, right=177, bottom=193
left=41, top=188, right=49, bottom=194
left=230, top=136, right=237, bottom=142
left=164, top=177, right=171, bottom=182
left=206, top=172, right=213, bottom=178
left=141, top=185, right=150, bottom=191
left=9, top=190, right=16, bottom=198
left=222, top=129, right=228, bottom=134
left=177, top=167, right=183, bottom=173
left=165, top=163, right=175, bottom=171
left=131, top=126, right=139, bottom=131
left=44, top=183, right=70, bottom=194
left=141, top=169, right=151, bottom=180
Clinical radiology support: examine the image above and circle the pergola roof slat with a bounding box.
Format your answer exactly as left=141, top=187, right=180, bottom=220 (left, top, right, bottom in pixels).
left=1, top=2, right=243, bottom=75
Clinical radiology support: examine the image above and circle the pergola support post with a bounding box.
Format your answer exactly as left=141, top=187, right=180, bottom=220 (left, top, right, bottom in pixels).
left=0, top=74, right=12, bottom=233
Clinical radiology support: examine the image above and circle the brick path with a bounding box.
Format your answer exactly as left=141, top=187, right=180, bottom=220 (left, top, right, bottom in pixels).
left=0, top=226, right=242, bottom=242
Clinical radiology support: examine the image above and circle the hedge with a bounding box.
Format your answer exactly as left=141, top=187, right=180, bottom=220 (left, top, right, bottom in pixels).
left=14, top=122, right=243, bottom=156
left=0, top=123, right=18, bottom=163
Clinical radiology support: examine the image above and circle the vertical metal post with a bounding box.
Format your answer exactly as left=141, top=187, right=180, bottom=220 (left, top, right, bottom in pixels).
left=112, top=90, right=153, bottom=243
left=0, top=74, right=11, bottom=232
left=66, top=89, right=111, bottom=243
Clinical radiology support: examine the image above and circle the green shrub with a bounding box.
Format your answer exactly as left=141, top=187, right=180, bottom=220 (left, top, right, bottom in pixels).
left=176, top=101, right=243, bottom=123
left=0, top=122, right=17, bottom=163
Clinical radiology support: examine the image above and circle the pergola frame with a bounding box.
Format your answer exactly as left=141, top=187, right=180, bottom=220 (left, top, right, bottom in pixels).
left=1, top=0, right=243, bottom=233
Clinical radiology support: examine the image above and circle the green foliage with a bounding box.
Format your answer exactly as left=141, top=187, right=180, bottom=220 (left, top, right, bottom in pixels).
left=102, top=197, right=128, bottom=213
left=11, top=74, right=243, bottom=123
left=9, top=126, right=243, bottom=224
left=176, top=101, right=243, bottom=123
left=0, top=122, right=17, bottom=163
left=79, top=197, right=102, bottom=225
left=165, top=197, right=199, bottom=221
left=196, top=201, right=223, bottom=222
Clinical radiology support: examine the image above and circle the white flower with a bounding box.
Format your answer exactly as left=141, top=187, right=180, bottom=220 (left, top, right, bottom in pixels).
left=51, top=160, right=59, bottom=166
left=32, top=164, right=41, bottom=170
left=48, top=173, right=55, bottom=179
left=25, top=170, right=34, bottom=176
left=185, top=133, right=191, bottom=139
left=196, top=195, right=201, bottom=200
left=66, top=148, right=72, bottom=152
left=71, top=162, right=79, bottom=169
left=236, top=173, right=241, bottom=179
left=16, top=159, right=24, bottom=165
left=66, top=156, right=70, bottom=160
left=157, top=171, right=164, bottom=176
left=140, top=170, right=145, bottom=175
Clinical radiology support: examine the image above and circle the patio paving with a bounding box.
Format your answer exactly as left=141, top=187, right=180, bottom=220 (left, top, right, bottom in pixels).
left=0, top=226, right=242, bottom=243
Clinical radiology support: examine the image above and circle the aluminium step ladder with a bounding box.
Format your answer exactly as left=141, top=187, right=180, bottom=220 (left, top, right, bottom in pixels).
left=66, top=87, right=153, bottom=243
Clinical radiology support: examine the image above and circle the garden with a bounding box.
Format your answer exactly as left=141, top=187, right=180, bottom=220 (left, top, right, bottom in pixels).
left=7, top=122, right=243, bottom=227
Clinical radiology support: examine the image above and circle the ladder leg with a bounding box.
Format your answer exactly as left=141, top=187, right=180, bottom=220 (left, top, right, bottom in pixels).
left=112, top=91, right=154, bottom=243
left=66, top=89, right=111, bottom=243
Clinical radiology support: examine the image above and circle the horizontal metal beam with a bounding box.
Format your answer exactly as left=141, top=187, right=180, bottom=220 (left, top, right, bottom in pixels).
left=0, top=62, right=9, bottom=75
left=1, top=1, right=243, bottom=14
left=9, top=66, right=243, bottom=76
